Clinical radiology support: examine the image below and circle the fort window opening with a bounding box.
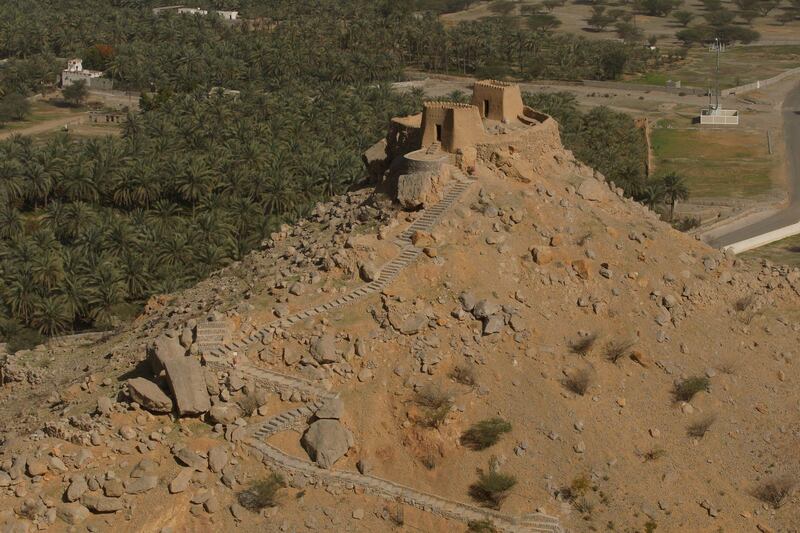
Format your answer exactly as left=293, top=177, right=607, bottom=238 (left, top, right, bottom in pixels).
left=483, top=100, right=490, bottom=117
left=435, top=124, right=443, bottom=142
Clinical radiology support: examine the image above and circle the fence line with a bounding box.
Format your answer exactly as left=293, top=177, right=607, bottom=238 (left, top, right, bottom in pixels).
left=722, top=66, right=800, bottom=97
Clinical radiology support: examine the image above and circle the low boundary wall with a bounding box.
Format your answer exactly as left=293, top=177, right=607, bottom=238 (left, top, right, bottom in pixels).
left=722, top=66, right=800, bottom=97
left=723, top=220, right=800, bottom=254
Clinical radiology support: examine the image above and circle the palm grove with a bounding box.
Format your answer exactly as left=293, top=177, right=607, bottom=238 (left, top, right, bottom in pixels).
left=0, top=0, right=672, bottom=346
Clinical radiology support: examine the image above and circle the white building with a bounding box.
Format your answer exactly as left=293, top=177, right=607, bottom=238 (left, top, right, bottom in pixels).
left=61, top=59, right=104, bottom=88
left=152, top=6, right=239, bottom=20
left=216, top=10, right=238, bottom=20
left=177, top=7, right=208, bottom=15
left=699, top=107, right=739, bottom=126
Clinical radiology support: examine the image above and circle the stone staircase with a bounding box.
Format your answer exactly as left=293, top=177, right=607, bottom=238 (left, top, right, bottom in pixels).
left=250, top=400, right=325, bottom=440
left=233, top=363, right=338, bottom=402
left=206, top=177, right=563, bottom=531
left=396, top=177, right=473, bottom=246
left=246, top=434, right=562, bottom=533
left=195, top=321, right=228, bottom=354
left=207, top=177, right=475, bottom=363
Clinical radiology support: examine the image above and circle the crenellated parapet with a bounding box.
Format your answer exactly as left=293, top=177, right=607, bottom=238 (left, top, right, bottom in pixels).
left=471, top=79, right=525, bottom=123
left=419, top=101, right=486, bottom=154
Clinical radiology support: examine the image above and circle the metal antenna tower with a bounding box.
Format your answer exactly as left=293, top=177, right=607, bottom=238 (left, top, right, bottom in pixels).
left=714, top=37, right=721, bottom=111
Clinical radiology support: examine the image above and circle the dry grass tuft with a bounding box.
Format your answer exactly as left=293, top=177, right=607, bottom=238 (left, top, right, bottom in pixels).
left=734, top=294, right=755, bottom=312
left=237, top=473, right=285, bottom=511
left=469, top=469, right=517, bottom=509
left=467, top=519, right=498, bottom=533
left=673, top=376, right=710, bottom=402
left=415, top=385, right=453, bottom=428
left=642, top=447, right=667, bottom=462
left=570, top=333, right=598, bottom=356
left=687, top=415, right=716, bottom=438
left=563, top=367, right=594, bottom=396
left=461, top=418, right=512, bottom=450
left=754, top=476, right=795, bottom=509
left=604, top=339, right=635, bottom=364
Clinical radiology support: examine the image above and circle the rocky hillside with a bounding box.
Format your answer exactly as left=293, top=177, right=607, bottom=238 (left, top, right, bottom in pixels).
left=1, top=121, right=799, bottom=533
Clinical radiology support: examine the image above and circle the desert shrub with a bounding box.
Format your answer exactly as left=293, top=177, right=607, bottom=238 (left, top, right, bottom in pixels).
left=673, top=216, right=701, bottom=232
left=563, top=367, right=594, bottom=396
left=570, top=333, right=598, bottom=355
left=415, top=385, right=453, bottom=428
left=642, top=447, right=666, bottom=462
left=461, top=418, right=512, bottom=450
left=237, top=473, right=285, bottom=511
left=687, top=415, right=716, bottom=438
left=421, top=452, right=438, bottom=470
left=450, top=363, right=477, bottom=386
left=468, top=519, right=498, bottom=533
left=673, top=376, right=710, bottom=402
left=604, top=339, right=635, bottom=363
left=734, top=294, right=755, bottom=312
left=469, top=469, right=517, bottom=508
left=754, top=476, right=795, bottom=508
left=558, top=474, right=591, bottom=501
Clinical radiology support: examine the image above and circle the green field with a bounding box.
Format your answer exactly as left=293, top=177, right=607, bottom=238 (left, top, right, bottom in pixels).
left=0, top=100, right=84, bottom=134
left=651, top=127, right=776, bottom=198
left=627, top=45, right=800, bottom=90
left=742, top=234, right=800, bottom=267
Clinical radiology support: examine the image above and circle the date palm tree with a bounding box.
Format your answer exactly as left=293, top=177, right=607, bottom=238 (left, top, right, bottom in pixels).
left=30, top=295, right=72, bottom=335
left=661, top=172, right=690, bottom=221
left=0, top=161, right=24, bottom=205
left=175, top=158, right=214, bottom=216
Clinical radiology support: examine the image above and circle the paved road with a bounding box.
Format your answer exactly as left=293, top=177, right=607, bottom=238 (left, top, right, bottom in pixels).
left=707, top=81, right=800, bottom=248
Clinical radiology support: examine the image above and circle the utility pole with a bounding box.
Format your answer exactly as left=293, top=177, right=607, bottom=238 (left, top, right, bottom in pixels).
left=714, top=37, right=720, bottom=111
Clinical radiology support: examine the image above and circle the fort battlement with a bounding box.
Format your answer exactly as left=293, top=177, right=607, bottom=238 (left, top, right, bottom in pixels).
left=374, top=80, right=553, bottom=169
left=473, top=79, right=516, bottom=90
left=471, top=80, right=524, bottom=123
left=420, top=102, right=485, bottom=153
left=422, top=101, right=479, bottom=110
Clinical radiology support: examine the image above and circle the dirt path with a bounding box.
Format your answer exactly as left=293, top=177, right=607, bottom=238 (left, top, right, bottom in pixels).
left=0, top=115, right=86, bottom=141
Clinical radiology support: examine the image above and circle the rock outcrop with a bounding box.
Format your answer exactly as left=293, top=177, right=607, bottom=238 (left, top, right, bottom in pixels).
left=301, top=419, right=354, bottom=469
left=127, top=378, right=173, bottom=414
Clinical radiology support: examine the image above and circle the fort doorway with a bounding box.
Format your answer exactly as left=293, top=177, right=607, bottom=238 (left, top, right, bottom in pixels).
left=435, top=124, right=442, bottom=142
left=483, top=100, right=490, bottom=117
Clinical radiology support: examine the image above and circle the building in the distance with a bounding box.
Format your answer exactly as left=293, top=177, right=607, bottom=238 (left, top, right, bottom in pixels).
left=216, top=10, right=239, bottom=20
left=60, top=59, right=106, bottom=88
left=153, top=5, right=239, bottom=20
left=177, top=7, right=208, bottom=15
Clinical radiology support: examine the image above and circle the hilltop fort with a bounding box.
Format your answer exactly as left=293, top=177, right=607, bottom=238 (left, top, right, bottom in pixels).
left=0, top=79, right=799, bottom=533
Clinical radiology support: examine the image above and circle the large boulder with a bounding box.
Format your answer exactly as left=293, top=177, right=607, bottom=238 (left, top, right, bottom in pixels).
left=162, top=356, right=211, bottom=416
left=208, top=404, right=241, bottom=425
left=311, top=335, right=340, bottom=364
left=314, top=397, right=344, bottom=420
left=397, top=172, right=442, bottom=210
left=148, top=335, right=186, bottom=375
left=127, top=378, right=173, bottom=414
left=301, top=419, right=354, bottom=469
left=80, top=495, right=124, bottom=513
